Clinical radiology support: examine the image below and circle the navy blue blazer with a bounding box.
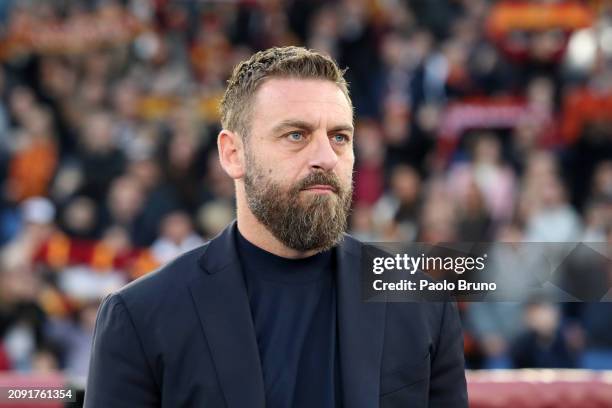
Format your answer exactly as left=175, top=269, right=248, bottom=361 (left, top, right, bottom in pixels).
left=84, top=222, right=468, bottom=407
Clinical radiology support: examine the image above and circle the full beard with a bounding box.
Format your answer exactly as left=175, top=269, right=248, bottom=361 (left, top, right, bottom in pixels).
left=244, top=158, right=353, bottom=252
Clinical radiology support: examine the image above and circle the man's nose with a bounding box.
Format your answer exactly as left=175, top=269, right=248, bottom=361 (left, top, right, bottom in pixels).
left=308, top=131, right=339, bottom=171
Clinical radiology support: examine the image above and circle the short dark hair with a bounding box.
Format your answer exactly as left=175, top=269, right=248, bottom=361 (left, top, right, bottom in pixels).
left=220, top=46, right=351, bottom=137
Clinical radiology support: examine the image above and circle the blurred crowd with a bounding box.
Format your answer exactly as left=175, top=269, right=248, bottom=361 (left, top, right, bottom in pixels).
left=0, top=0, right=611, bottom=384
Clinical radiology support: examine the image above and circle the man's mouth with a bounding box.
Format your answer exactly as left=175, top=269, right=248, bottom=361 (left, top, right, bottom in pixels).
left=301, top=184, right=337, bottom=194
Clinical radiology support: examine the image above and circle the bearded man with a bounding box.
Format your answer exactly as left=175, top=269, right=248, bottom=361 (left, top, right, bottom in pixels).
left=85, top=46, right=468, bottom=408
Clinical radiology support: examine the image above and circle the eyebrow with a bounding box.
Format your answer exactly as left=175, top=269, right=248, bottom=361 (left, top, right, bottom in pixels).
left=271, top=119, right=354, bottom=134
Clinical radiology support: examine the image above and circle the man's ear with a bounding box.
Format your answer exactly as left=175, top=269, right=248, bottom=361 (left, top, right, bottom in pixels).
left=217, top=129, right=246, bottom=179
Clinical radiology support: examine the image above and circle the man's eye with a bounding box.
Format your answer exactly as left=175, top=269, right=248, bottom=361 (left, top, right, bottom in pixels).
left=333, top=134, right=349, bottom=144
left=287, top=132, right=304, bottom=142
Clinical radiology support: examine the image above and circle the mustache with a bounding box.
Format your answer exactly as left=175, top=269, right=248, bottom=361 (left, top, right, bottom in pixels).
left=294, top=171, right=343, bottom=193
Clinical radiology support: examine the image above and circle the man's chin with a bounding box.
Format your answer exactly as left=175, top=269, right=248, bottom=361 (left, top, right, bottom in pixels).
left=298, top=192, right=339, bottom=209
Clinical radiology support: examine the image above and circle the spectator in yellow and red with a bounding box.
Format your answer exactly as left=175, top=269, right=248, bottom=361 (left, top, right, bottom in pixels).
left=5, top=108, right=58, bottom=203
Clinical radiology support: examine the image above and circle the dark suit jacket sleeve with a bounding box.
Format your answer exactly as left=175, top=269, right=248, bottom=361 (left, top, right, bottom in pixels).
left=84, top=294, right=160, bottom=407
left=429, top=300, right=468, bottom=407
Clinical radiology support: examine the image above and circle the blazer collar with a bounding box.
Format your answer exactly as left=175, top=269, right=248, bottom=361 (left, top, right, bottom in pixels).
left=191, top=221, right=386, bottom=408
left=336, top=235, right=387, bottom=407
left=190, top=221, right=266, bottom=408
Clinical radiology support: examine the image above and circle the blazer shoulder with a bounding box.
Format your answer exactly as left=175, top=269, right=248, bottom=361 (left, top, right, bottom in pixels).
left=116, top=242, right=210, bottom=306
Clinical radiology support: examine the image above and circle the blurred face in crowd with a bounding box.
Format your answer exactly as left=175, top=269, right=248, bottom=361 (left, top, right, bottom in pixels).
left=25, top=108, right=52, bottom=137
left=239, top=78, right=355, bottom=252
left=391, top=165, right=421, bottom=204
left=540, top=176, right=566, bottom=207
left=472, top=133, right=500, bottom=165
left=82, top=112, right=114, bottom=153
left=593, top=160, right=612, bottom=196
left=9, top=86, right=36, bottom=121
left=160, top=211, right=194, bottom=244
left=108, top=176, right=145, bottom=224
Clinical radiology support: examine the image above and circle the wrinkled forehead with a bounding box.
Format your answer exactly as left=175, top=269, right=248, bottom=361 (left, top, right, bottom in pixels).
left=249, top=78, right=354, bottom=132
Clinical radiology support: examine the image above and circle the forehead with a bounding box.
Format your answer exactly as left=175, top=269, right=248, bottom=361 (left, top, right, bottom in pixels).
left=249, top=78, right=353, bottom=130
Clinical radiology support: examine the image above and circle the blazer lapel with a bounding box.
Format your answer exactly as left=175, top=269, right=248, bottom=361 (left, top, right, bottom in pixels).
left=189, top=222, right=265, bottom=408
left=337, top=237, right=387, bottom=407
